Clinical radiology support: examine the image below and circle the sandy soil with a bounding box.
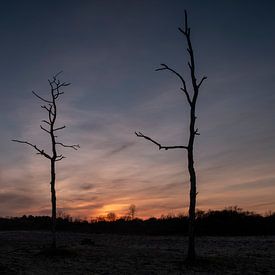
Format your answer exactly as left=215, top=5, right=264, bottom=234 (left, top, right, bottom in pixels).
left=0, top=231, right=274, bottom=274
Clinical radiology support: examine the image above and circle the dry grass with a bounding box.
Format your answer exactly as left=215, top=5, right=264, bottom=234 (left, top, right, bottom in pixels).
left=0, top=231, right=274, bottom=274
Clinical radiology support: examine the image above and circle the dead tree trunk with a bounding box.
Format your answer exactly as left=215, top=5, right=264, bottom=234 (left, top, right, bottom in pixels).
left=50, top=159, right=57, bottom=249
left=12, top=72, right=79, bottom=249
left=187, top=104, right=197, bottom=261
left=49, top=77, right=58, bottom=249
left=136, top=11, right=206, bottom=262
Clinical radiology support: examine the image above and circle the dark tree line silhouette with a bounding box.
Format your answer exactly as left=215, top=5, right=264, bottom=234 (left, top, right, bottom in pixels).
left=0, top=208, right=274, bottom=236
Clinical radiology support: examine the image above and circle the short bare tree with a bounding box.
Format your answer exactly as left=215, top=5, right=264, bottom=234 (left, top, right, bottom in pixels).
left=106, top=212, right=117, bottom=222
left=135, top=11, right=206, bottom=261
left=12, top=72, right=79, bottom=249
left=128, top=204, right=136, bottom=220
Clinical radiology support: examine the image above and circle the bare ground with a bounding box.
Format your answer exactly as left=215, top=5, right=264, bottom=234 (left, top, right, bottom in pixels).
left=0, top=231, right=274, bottom=274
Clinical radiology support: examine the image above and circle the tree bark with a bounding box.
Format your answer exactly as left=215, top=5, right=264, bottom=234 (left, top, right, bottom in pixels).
left=185, top=17, right=200, bottom=260
left=50, top=159, right=56, bottom=249
left=187, top=105, right=197, bottom=261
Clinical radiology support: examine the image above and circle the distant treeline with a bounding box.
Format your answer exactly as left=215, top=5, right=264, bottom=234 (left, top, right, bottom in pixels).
left=0, top=207, right=274, bottom=236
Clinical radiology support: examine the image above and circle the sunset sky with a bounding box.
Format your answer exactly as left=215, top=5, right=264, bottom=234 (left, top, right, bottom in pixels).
left=0, top=0, right=274, bottom=219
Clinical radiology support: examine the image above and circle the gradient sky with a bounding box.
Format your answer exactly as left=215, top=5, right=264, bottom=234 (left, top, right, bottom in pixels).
left=0, top=0, right=274, bottom=219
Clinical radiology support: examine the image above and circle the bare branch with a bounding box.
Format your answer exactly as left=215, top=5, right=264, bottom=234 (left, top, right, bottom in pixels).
left=41, top=104, right=55, bottom=124
left=178, top=27, right=186, bottom=35
left=56, top=142, right=80, bottom=150
left=135, top=131, right=161, bottom=148
left=41, top=104, right=54, bottom=116
left=53, top=71, right=63, bottom=79
left=180, top=88, right=192, bottom=105
left=156, top=63, right=186, bottom=88
left=194, top=128, right=200, bottom=136
left=48, top=72, right=71, bottom=101
left=135, top=132, right=188, bottom=150
left=56, top=157, right=65, bottom=161
left=40, top=125, right=50, bottom=134
left=32, top=91, right=52, bottom=103
left=48, top=79, right=54, bottom=89
left=184, top=10, right=188, bottom=32
left=178, top=27, right=190, bottom=37
left=60, top=82, right=71, bottom=87
left=11, top=139, right=51, bottom=159
left=56, top=155, right=66, bottom=161
left=197, top=76, right=207, bottom=88
left=155, top=63, right=191, bottom=105
left=49, top=72, right=70, bottom=87
left=42, top=120, right=51, bottom=126
left=41, top=105, right=49, bottom=112
left=54, top=93, right=62, bottom=99
left=53, top=125, right=66, bottom=131
left=178, top=10, right=190, bottom=36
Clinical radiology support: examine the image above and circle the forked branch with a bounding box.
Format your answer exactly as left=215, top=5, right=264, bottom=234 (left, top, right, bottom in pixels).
left=42, top=119, right=51, bottom=126
left=56, top=154, right=66, bottom=161
left=135, top=132, right=188, bottom=150
left=178, top=10, right=190, bottom=36
left=156, top=63, right=192, bottom=105
left=48, top=72, right=71, bottom=100
left=197, top=76, right=207, bottom=88
left=56, top=142, right=80, bottom=150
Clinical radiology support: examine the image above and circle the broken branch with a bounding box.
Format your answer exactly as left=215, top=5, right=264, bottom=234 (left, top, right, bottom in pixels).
left=135, top=132, right=188, bottom=150
left=56, top=142, right=80, bottom=150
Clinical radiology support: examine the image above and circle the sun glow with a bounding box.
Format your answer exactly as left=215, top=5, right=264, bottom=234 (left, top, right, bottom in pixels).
left=100, top=203, right=130, bottom=215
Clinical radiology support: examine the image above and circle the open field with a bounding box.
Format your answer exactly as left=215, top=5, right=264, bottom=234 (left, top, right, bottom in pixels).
left=0, top=231, right=274, bottom=274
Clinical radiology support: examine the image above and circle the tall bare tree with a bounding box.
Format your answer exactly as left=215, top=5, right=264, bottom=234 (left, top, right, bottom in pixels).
left=12, top=72, right=79, bottom=249
left=135, top=11, right=206, bottom=261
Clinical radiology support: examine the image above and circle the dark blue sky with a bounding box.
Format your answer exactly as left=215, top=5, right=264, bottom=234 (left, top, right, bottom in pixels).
left=0, top=0, right=274, bottom=218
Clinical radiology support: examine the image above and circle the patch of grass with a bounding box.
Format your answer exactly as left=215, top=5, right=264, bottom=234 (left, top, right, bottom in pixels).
left=37, top=246, right=77, bottom=258
left=0, top=264, right=13, bottom=273
left=182, top=255, right=247, bottom=272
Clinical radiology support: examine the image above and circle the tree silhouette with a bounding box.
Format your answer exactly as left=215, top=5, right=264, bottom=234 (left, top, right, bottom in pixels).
left=106, top=212, right=117, bottom=222
left=135, top=11, right=206, bottom=261
left=128, top=204, right=136, bottom=220
left=12, top=72, right=79, bottom=249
